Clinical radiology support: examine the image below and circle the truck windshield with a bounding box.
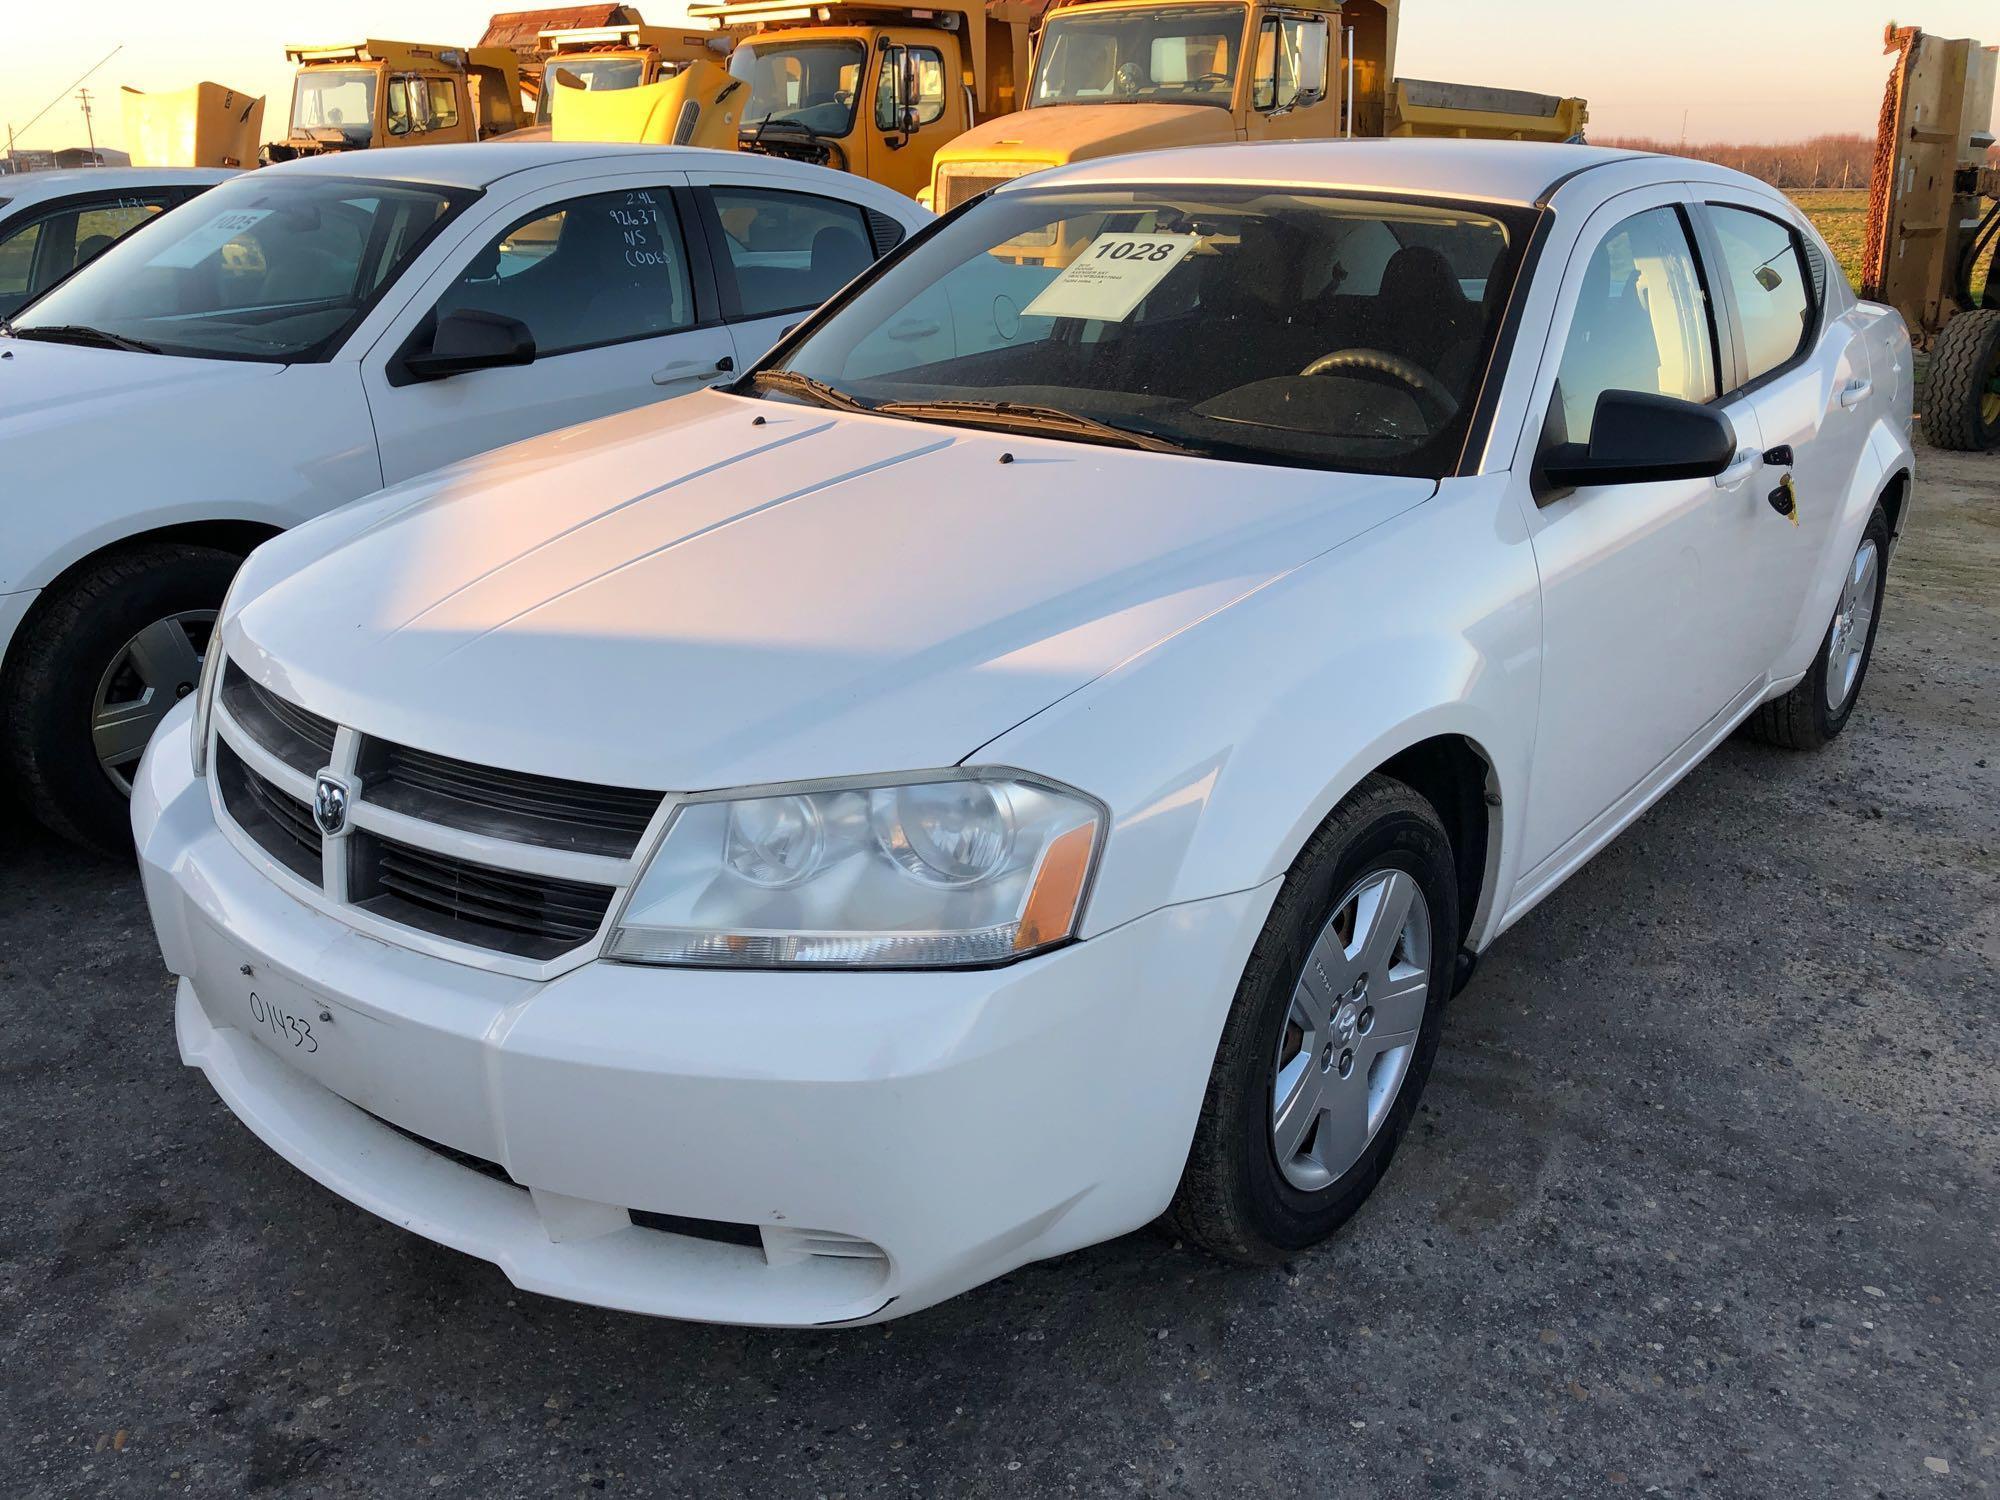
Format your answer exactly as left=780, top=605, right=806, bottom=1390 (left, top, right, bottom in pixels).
left=1032, top=6, right=1247, bottom=108
left=730, top=39, right=866, bottom=137
left=290, top=68, right=378, bottom=143
left=762, top=183, right=1535, bottom=478
left=538, top=57, right=650, bottom=123
left=7, top=174, right=473, bottom=363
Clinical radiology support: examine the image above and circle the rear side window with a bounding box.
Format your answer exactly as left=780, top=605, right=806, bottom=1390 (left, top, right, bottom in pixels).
left=1554, top=206, right=1717, bottom=446
left=707, top=186, right=876, bottom=319
left=1708, top=204, right=1815, bottom=387
left=0, top=220, right=43, bottom=307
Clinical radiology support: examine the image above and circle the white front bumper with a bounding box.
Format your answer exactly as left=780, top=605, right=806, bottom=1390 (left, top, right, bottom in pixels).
left=134, top=702, right=1276, bottom=1326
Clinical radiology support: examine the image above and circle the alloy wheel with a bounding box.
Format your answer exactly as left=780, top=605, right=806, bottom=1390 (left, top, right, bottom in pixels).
left=90, top=610, right=215, bottom=795
left=1270, top=867, right=1432, bottom=1192
left=1823, top=537, right=1879, bottom=714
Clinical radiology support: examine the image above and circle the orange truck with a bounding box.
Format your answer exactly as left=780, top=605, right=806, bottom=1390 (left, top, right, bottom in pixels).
left=929, top=0, right=1587, bottom=212
left=689, top=0, right=1053, bottom=199
left=265, top=40, right=528, bottom=160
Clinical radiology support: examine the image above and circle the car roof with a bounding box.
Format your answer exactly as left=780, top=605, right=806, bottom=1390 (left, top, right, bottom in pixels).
left=0, top=167, right=238, bottom=204
left=259, top=143, right=929, bottom=221
left=1005, top=139, right=1736, bottom=208
left=260, top=142, right=864, bottom=193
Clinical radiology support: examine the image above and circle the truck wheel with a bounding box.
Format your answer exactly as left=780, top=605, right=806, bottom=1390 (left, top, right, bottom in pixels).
left=1166, top=775, right=1458, bottom=1263
left=2, top=545, right=239, bottom=856
left=1742, top=505, right=1891, bottom=752
left=1922, top=307, right=2000, bottom=451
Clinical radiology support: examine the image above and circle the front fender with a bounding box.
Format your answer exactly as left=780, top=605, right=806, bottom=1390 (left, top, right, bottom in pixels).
left=981, top=475, right=1542, bottom=951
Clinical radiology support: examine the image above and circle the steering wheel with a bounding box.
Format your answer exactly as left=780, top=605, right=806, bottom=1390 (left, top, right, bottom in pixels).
left=1181, top=71, right=1230, bottom=90
left=1299, top=347, right=1458, bottom=426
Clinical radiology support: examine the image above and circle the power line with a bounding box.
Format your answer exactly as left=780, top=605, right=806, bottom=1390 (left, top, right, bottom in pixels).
left=6, top=44, right=122, bottom=149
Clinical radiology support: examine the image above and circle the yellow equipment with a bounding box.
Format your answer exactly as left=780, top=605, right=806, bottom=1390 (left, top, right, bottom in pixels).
left=536, top=23, right=736, bottom=128
left=930, top=0, right=1586, bottom=215
left=267, top=40, right=528, bottom=161
left=550, top=56, right=746, bottom=146
left=119, top=83, right=265, bottom=169
left=690, top=0, right=1052, bottom=198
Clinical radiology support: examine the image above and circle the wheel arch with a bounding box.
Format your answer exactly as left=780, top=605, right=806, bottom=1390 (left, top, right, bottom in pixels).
left=1375, top=733, right=1503, bottom=957
left=1, top=519, right=279, bottom=687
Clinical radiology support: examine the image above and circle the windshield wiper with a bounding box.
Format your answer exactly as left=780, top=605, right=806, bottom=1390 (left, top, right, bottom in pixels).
left=8, top=323, right=162, bottom=355
left=870, top=398, right=1198, bottom=455
left=744, top=368, right=874, bottom=414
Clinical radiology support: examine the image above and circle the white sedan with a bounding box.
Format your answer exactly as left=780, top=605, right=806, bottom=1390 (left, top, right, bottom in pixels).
left=0, top=166, right=238, bottom=318
left=134, top=141, right=1913, bottom=1326
left=1, top=143, right=927, bottom=851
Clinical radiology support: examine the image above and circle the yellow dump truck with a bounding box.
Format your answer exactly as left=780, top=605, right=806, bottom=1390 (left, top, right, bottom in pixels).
left=689, top=0, right=1053, bottom=199
left=929, top=0, right=1586, bottom=212
left=266, top=40, right=528, bottom=161
left=119, top=83, right=265, bottom=169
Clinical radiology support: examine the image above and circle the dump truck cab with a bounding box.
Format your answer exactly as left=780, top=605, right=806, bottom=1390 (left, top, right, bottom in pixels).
left=930, top=0, right=1584, bottom=216
left=269, top=41, right=526, bottom=160
left=692, top=0, right=1047, bottom=198
left=534, top=24, right=734, bottom=124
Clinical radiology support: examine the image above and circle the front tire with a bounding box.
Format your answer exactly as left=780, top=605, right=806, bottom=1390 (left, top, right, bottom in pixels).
left=2, top=544, right=239, bottom=855
left=1742, top=504, right=1890, bottom=751
left=1167, top=775, right=1459, bottom=1263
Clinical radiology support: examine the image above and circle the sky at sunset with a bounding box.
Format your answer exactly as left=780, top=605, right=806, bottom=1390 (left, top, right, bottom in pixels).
left=2, top=0, right=1996, bottom=156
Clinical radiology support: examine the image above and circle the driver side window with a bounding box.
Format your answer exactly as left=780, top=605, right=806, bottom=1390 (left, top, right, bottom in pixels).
left=1553, top=206, right=1717, bottom=446
left=431, top=188, right=695, bottom=357
left=1254, top=16, right=1326, bottom=112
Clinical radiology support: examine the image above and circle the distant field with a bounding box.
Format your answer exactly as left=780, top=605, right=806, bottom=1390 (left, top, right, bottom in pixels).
left=1791, top=188, right=1868, bottom=291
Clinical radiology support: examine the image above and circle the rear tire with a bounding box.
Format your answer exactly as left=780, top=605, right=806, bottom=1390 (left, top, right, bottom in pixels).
left=2, top=545, right=239, bottom=856
left=1922, top=307, right=2000, bottom=451
left=1742, top=504, right=1890, bottom=752
left=1166, top=775, right=1459, bottom=1264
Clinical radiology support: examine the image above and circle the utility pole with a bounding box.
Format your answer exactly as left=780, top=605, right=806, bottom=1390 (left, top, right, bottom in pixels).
left=76, top=88, right=97, bottom=152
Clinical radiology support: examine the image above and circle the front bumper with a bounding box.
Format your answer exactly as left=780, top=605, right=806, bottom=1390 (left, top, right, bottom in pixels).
left=134, top=702, right=1276, bottom=1326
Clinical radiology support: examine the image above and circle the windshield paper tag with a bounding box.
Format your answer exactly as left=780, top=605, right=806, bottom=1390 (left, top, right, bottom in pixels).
left=1023, top=233, right=1198, bottom=322
left=148, top=208, right=273, bottom=268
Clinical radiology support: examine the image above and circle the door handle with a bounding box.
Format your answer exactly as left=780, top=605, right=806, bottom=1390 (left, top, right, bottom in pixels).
left=1713, top=450, right=1759, bottom=489
left=1838, top=378, right=1873, bottom=410
left=652, top=354, right=734, bottom=386
left=887, top=319, right=941, bottom=341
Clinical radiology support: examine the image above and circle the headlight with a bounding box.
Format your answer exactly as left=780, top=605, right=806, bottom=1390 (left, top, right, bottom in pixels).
left=607, top=771, right=1103, bottom=969
left=189, top=579, right=238, bottom=778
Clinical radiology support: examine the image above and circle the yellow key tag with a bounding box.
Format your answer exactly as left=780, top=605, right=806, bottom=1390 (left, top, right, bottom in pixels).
left=1781, top=473, right=1800, bottom=527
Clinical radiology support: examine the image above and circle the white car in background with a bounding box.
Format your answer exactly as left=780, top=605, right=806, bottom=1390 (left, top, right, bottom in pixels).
left=0, top=143, right=927, bottom=851
left=135, top=142, right=1912, bottom=1326
left=0, top=167, right=238, bottom=319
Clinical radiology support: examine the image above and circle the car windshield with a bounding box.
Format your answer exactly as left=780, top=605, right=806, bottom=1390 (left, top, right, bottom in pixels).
left=291, top=68, right=377, bottom=143
left=1031, top=6, right=1247, bottom=108
left=537, top=57, right=649, bottom=122
left=729, top=40, right=866, bottom=137
left=764, top=184, right=1533, bottom=477
left=9, top=174, right=473, bottom=363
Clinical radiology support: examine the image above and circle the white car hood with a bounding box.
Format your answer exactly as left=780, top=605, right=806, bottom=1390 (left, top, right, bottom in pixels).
left=231, top=391, right=1432, bottom=791
left=0, top=337, right=281, bottom=433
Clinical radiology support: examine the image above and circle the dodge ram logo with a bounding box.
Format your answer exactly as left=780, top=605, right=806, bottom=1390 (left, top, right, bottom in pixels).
left=312, top=773, right=351, bottom=838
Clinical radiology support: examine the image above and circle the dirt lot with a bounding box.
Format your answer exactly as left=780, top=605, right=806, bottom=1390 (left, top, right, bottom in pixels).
left=1, top=449, right=1995, bottom=1498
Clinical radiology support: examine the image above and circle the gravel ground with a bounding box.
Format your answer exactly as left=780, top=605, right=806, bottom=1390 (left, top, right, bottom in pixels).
left=1, top=449, right=1995, bottom=1499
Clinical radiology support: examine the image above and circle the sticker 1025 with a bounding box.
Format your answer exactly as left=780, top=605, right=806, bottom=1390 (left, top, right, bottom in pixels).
left=247, top=990, right=319, bottom=1053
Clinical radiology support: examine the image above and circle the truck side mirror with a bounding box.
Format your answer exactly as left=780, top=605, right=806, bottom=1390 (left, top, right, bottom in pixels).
left=1298, top=23, right=1329, bottom=103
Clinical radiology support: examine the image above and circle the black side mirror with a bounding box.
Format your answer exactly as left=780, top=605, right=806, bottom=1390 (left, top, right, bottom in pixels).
left=400, top=309, right=535, bottom=383
left=1538, top=389, right=1736, bottom=498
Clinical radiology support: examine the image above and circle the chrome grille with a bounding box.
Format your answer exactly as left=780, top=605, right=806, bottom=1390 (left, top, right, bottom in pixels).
left=210, top=669, right=656, bottom=965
